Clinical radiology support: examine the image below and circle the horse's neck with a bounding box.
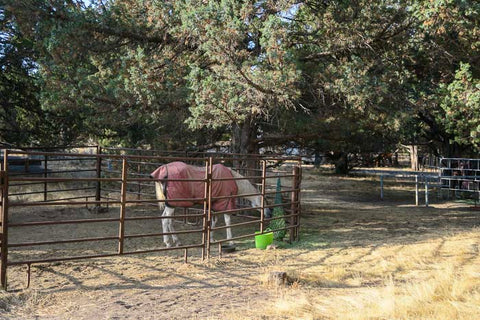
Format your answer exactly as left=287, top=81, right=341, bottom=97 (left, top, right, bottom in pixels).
left=230, top=169, right=261, bottom=207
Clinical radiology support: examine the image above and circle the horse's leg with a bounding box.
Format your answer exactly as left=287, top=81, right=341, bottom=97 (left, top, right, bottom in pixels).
left=210, top=214, right=218, bottom=243
left=162, top=206, right=175, bottom=247
left=223, top=214, right=234, bottom=245
left=168, top=209, right=182, bottom=247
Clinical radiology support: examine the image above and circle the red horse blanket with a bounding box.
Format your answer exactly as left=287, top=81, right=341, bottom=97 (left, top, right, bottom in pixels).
left=151, top=161, right=238, bottom=211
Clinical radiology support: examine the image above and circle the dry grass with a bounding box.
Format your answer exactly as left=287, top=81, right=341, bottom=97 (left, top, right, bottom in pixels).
left=256, top=230, right=480, bottom=320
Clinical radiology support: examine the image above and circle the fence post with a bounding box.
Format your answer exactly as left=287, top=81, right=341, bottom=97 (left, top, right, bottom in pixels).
left=415, top=175, right=419, bottom=206
left=95, top=146, right=102, bottom=205
left=477, top=182, right=480, bottom=208
left=380, top=175, right=384, bottom=200
left=137, top=162, right=141, bottom=200
left=44, top=154, right=48, bottom=202
left=206, top=157, right=213, bottom=259
left=201, top=159, right=210, bottom=260
left=260, top=160, right=267, bottom=233
left=298, top=166, right=302, bottom=240
left=425, top=178, right=429, bottom=207
left=290, top=165, right=300, bottom=242
left=1, top=150, right=9, bottom=290
left=118, top=158, right=128, bottom=254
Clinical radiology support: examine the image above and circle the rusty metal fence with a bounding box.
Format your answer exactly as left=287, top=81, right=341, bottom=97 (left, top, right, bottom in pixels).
left=0, top=147, right=302, bottom=290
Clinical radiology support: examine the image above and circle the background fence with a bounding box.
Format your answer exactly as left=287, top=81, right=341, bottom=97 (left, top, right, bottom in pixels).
left=0, top=147, right=302, bottom=290
left=353, top=156, right=480, bottom=206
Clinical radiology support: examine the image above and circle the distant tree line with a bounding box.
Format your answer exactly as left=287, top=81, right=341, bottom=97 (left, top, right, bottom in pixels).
left=1, top=0, right=478, bottom=172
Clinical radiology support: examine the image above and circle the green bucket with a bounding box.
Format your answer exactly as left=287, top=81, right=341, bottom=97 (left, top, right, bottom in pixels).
left=255, top=231, right=273, bottom=249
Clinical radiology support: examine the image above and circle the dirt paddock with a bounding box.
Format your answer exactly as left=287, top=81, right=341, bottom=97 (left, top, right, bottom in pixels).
left=1, top=167, right=480, bottom=319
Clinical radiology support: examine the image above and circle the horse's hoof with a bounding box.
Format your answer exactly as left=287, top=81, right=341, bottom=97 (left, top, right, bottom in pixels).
left=175, top=241, right=183, bottom=247
left=164, top=242, right=172, bottom=248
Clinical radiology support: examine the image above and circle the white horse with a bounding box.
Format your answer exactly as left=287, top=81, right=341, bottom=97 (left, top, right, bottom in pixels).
left=151, top=162, right=271, bottom=247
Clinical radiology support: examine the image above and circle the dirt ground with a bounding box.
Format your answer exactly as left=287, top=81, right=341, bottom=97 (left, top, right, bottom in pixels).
left=1, top=167, right=479, bottom=319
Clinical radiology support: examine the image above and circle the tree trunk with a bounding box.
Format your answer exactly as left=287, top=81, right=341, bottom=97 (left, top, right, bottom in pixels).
left=408, top=145, right=419, bottom=171
left=230, top=116, right=259, bottom=178
left=334, top=152, right=349, bottom=174
left=314, top=150, right=322, bottom=168
left=230, top=116, right=258, bottom=155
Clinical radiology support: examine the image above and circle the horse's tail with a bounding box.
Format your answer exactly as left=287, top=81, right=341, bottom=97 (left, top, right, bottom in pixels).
left=155, top=181, right=166, bottom=211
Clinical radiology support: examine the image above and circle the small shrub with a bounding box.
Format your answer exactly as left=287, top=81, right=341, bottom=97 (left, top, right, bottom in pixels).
left=269, top=177, right=287, bottom=241
left=270, top=206, right=287, bottom=241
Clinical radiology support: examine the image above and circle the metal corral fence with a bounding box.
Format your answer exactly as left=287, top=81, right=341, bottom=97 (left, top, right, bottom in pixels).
left=377, top=172, right=441, bottom=206
left=0, top=147, right=302, bottom=290
left=351, top=168, right=441, bottom=206
left=439, top=158, right=480, bottom=198
left=356, top=156, right=480, bottom=206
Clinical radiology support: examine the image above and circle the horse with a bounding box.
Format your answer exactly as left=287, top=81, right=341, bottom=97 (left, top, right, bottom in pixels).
left=150, top=161, right=272, bottom=247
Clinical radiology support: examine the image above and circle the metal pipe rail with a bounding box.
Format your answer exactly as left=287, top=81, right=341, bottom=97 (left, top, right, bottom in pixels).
left=8, top=243, right=203, bottom=267
left=124, top=213, right=204, bottom=221
left=9, top=217, right=120, bottom=227
left=9, top=236, right=120, bottom=248
left=124, top=228, right=204, bottom=240
left=9, top=187, right=96, bottom=198
left=9, top=199, right=118, bottom=207
left=211, top=211, right=297, bottom=232
left=211, top=223, right=300, bottom=246
left=101, top=147, right=302, bottom=161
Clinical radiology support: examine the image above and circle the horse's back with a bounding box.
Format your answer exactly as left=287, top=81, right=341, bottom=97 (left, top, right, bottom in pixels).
left=152, top=162, right=238, bottom=210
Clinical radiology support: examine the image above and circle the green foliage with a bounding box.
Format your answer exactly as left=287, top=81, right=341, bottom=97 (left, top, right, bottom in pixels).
left=440, top=63, right=480, bottom=150
left=405, top=0, right=480, bottom=155
left=276, top=0, right=417, bottom=167
left=2, top=0, right=478, bottom=159
left=0, top=5, right=61, bottom=146
left=270, top=207, right=287, bottom=241
left=181, top=1, right=300, bottom=130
